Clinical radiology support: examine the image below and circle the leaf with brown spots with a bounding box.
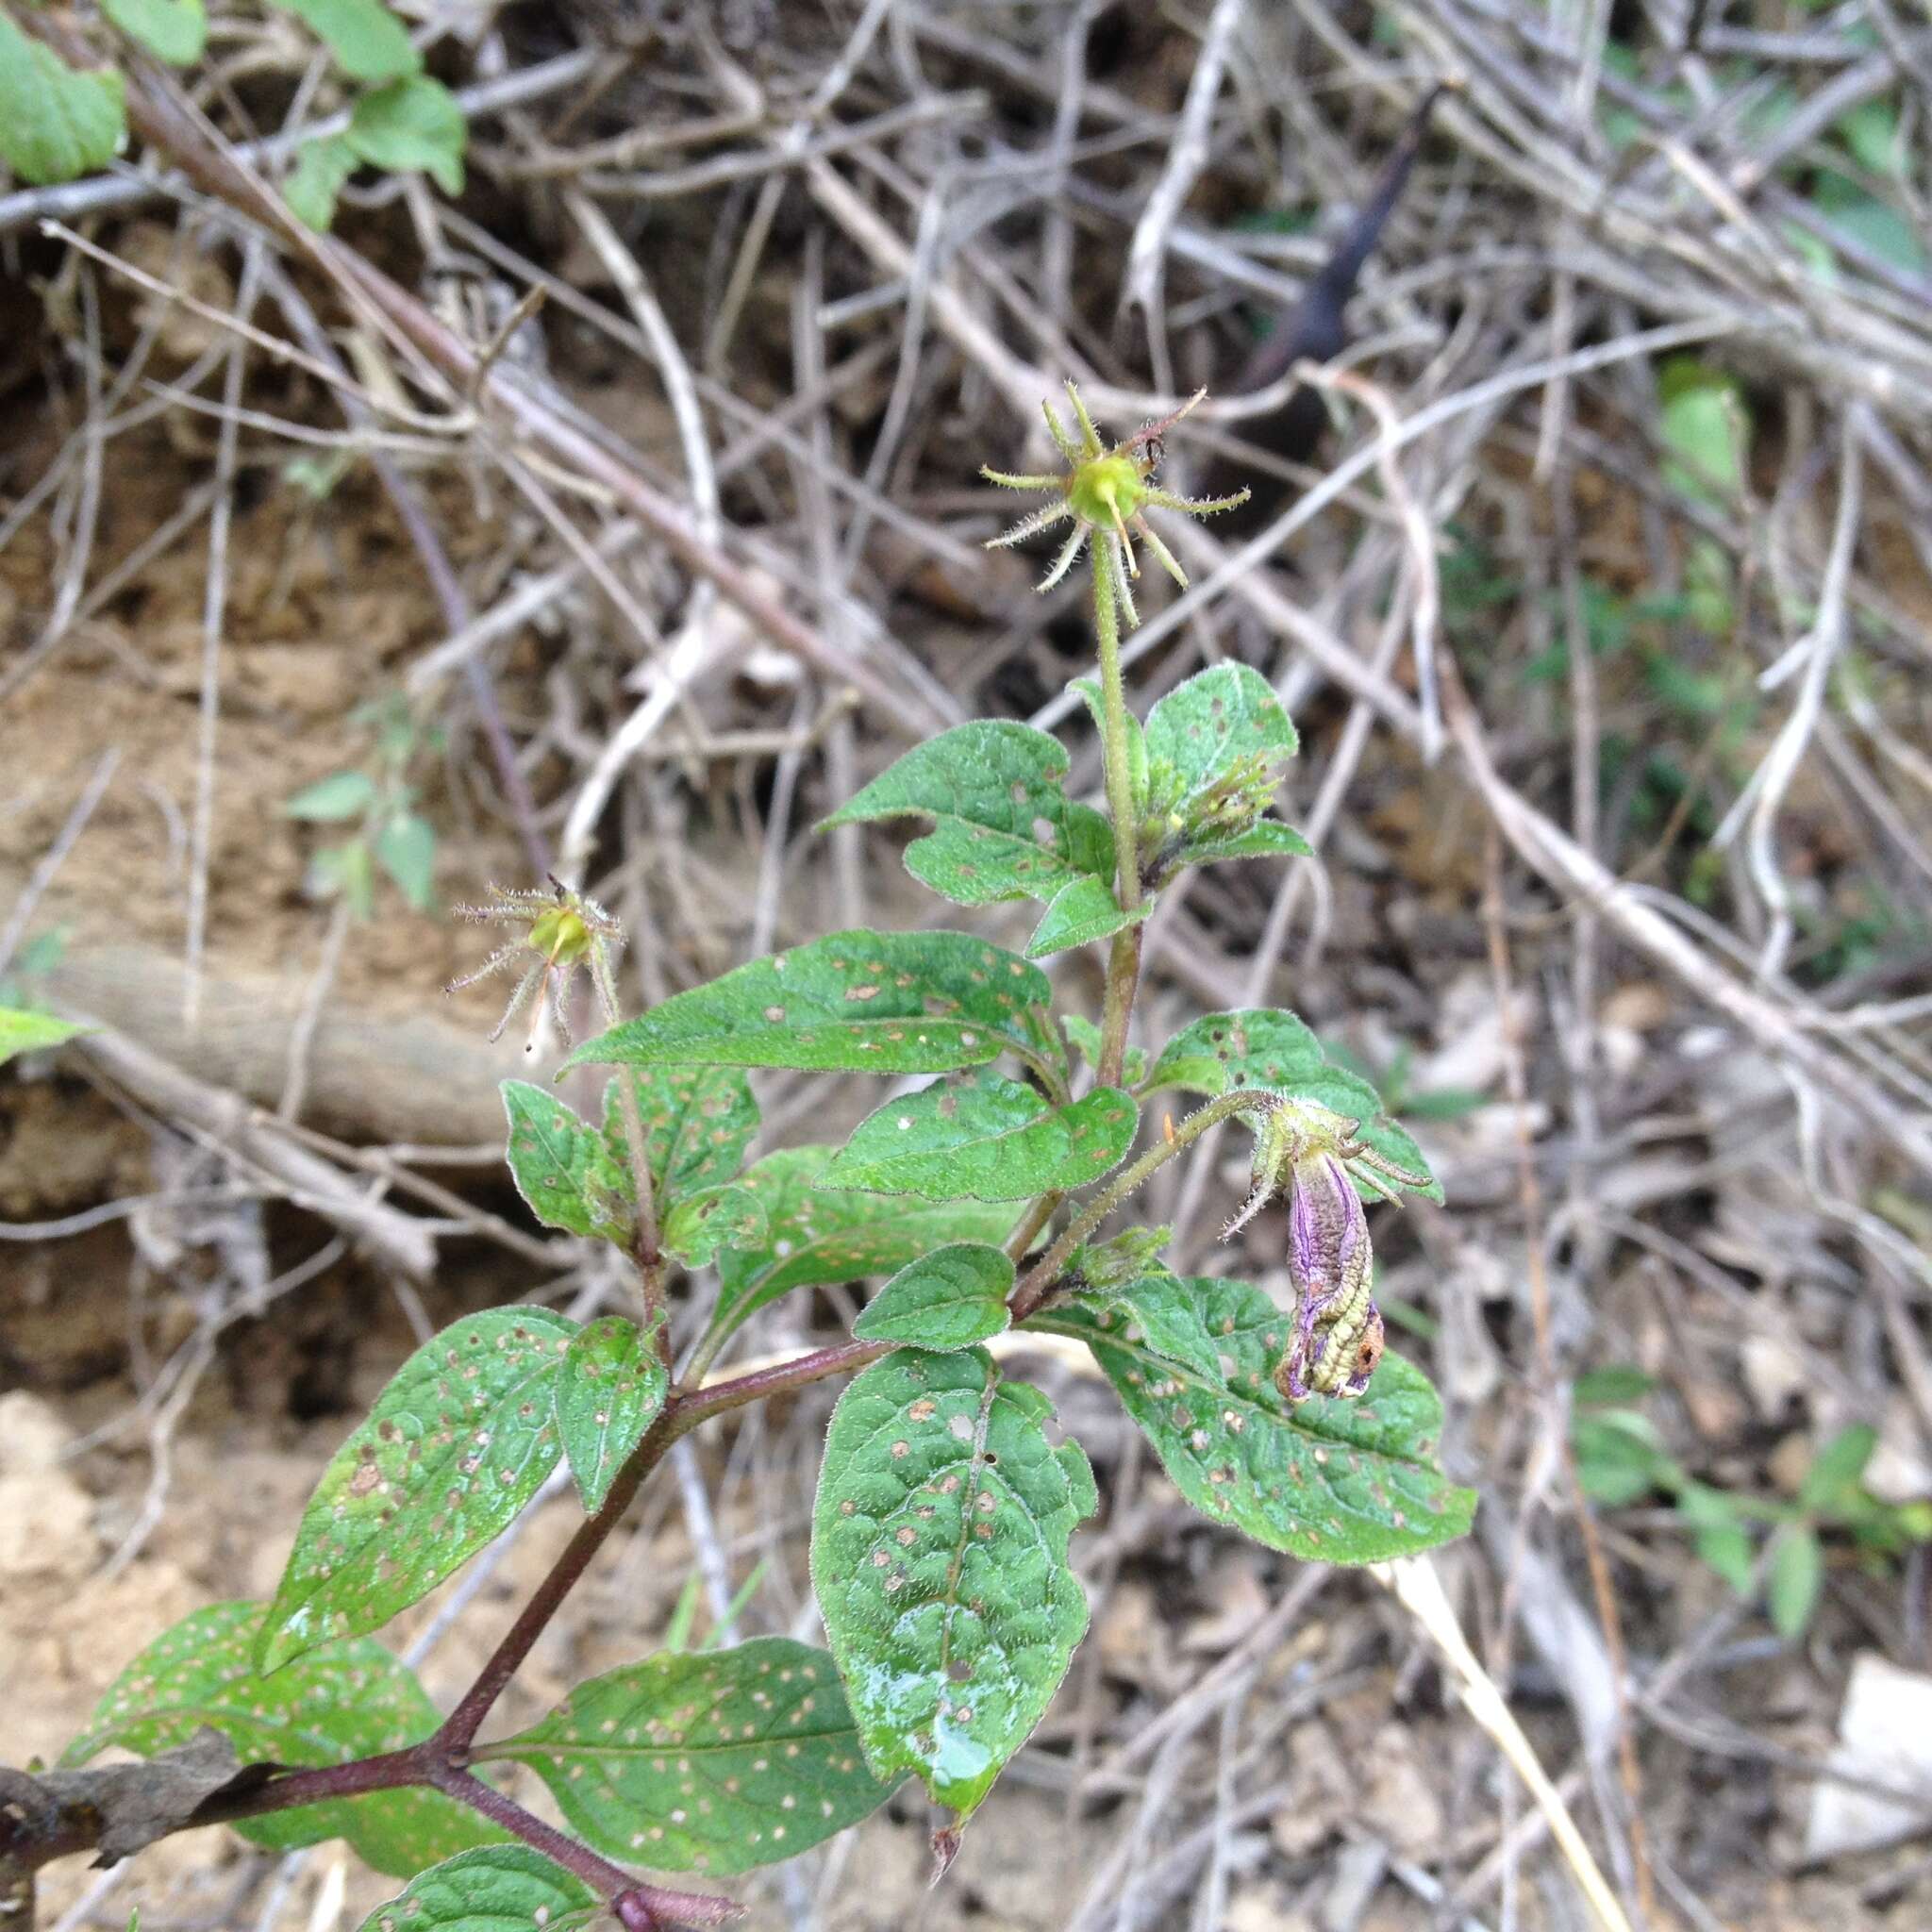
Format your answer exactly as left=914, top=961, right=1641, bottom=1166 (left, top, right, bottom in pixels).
left=63, top=1603, right=502, bottom=1874
left=258, top=1308, right=577, bottom=1672
left=824, top=1071, right=1139, bottom=1203
left=810, top=1350, right=1094, bottom=1824
left=601, top=1065, right=759, bottom=1202
left=502, top=1081, right=632, bottom=1247
left=708, top=1146, right=1013, bottom=1354
left=561, top=930, right=1061, bottom=1082
left=555, top=1315, right=668, bottom=1512
left=1036, top=1276, right=1474, bottom=1563
left=475, top=1640, right=896, bottom=1874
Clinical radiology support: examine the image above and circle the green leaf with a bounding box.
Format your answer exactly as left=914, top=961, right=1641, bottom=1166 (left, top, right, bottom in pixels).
left=1573, top=1364, right=1657, bottom=1407
left=1812, top=169, right=1926, bottom=274
left=853, top=1244, right=1014, bottom=1351
left=479, top=1639, right=897, bottom=1874
left=102, top=0, right=207, bottom=65
left=824, top=1072, right=1138, bottom=1203
left=1063, top=1274, right=1222, bottom=1382
left=1799, top=1424, right=1877, bottom=1515
left=64, top=1603, right=499, bottom=1874
left=1143, top=663, right=1298, bottom=795
left=502, top=1082, right=632, bottom=1247
left=1062, top=1016, right=1146, bottom=1088
left=285, top=769, right=377, bottom=821
left=351, top=1849, right=599, bottom=1932
left=1142, top=1008, right=1441, bottom=1202
left=260, top=1307, right=576, bottom=1671
left=0, top=1008, right=91, bottom=1067
left=811, top=1349, right=1094, bottom=1822
left=710, top=1146, right=1013, bottom=1350
left=602, top=1066, right=758, bottom=1203
left=555, top=1315, right=667, bottom=1512
left=565, top=930, right=1059, bottom=1080
left=1658, top=358, right=1749, bottom=505
left=1837, top=98, right=1904, bottom=178
left=345, top=75, right=465, bottom=194
left=1573, top=1411, right=1674, bottom=1507
left=1180, top=821, right=1314, bottom=864
left=1062, top=1228, right=1171, bottom=1296
left=660, top=1182, right=767, bottom=1266
left=272, top=0, right=420, bottom=82
left=375, top=810, right=436, bottom=910
left=1767, top=1524, right=1824, bottom=1639
left=283, top=134, right=357, bottom=231
left=0, top=18, right=125, bottom=187
left=1024, top=875, right=1149, bottom=958
left=820, top=721, right=1112, bottom=909
left=309, top=837, right=375, bottom=918
left=1039, top=1276, right=1474, bottom=1562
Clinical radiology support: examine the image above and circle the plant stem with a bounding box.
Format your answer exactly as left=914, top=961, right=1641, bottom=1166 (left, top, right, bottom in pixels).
left=432, top=1770, right=740, bottom=1928
left=591, top=945, right=662, bottom=1319
left=1008, top=1091, right=1255, bottom=1322
left=1091, top=545, right=1144, bottom=1091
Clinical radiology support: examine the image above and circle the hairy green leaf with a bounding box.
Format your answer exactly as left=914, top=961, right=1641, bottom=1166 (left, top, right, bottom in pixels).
left=1039, top=1276, right=1474, bottom=1562
left=556, top=1316, right=667, bottom=1512
left=272, top=0, right=419, bottom=81
left=1180, top=821, right=1314, bottom=864
left=1061, top=1015, right=1145, bottom=1088
left=819, top=721, right=1111, bottom=911
left=0, top=17, right=125, bottom=187
left=811, top=1350, right=1094, bottom=1821
left=502, top=1082, right=631, bottom=1246
left=1024, top=875, right=1148, bottom=958
left=853, top=1244, right=1014, bottom=1351
left=0, top=1008, right=91, bottom=1067
left=283, top=134, right=357, bottom=230
left=565, top=930, right=1058, bottom=1080
left=260, top=1308, right=576, bottom=1671
left=64, top=1603, right=499, bottom=1874
left=345, top=75, right=465, bottom=194
left=1142, top=1008, right=1441, bottom=1202
left=480, top=1639, right=896, bottom=1874
left=102, top=0, right=207, bottom=64
left=660, top=1182, right=767, bottom=1266
left=602, top=1066, right=758, bottom=1202
left=825, top=1072, right=1138, bottom=1203
left=711, top=1147, right=1012, bottom=1348
left=1063, top=1227, right=1172, bottom=1296
left=1144, top=663, right=1297, bottom=793
left=351, top=1849, right=599, bottom=1932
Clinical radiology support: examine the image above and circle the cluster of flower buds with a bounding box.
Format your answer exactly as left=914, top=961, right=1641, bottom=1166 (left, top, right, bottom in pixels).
left=1222, top=1097, right=1432, bottom=1404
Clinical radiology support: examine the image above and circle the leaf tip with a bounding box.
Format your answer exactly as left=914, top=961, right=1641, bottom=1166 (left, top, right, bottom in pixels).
left=928, top=1818, right=965, bottom=1885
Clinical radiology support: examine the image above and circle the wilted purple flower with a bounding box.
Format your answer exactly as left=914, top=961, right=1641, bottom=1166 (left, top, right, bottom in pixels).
left=1221, top=1097, right=1423, bottom=1404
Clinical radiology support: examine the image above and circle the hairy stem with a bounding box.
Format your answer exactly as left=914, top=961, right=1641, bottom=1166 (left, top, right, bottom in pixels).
left=1091, top=546, right=1144, bottom=1089
left=1008, top=1091, right=1255, bottom=1322
left=591, top=945, right=662, bottom=1313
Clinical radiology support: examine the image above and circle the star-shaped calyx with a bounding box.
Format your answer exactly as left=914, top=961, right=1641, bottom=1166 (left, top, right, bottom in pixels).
left=981, top=383, right=1249, bottom=626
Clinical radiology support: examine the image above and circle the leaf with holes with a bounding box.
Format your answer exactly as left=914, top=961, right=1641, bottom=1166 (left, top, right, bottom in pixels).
left=0, top=16, right=124, bottom=187
left=564, top=931, right=1060, bottom=1081
left=259, top=1308, right=576, bottom=1671
left=818, top=722, right=1113, bottom=923
left=660, top=1183, right=766, bottom=1266
left=709, top=1147, right=1013, bottom=1350
left=555, top=1316, right=667, bottom=1512
left=63, top=1603, right=501, bottom=1874
left=351, top=1848, right=599, bottom=1932
left=811, top=1349, right=1095, bottom=1822
left=1144, top=664, right=1298, bottom=794
left=1142, top=1009, right=1441, bottom=1202
left=502, top=1082, right=631, bottom=1246
left=1037, top=1276, right=1474, bottom=1562
left=824, top=1072, right=1138, bottom=1203
left=0, top=1008, right=91, bottom=1068
left=478, top=1639, right=896, bottom=1874
left=272, top=0, right=419, bottom=81
left=602, top=1066, right=758, bottom=1202
left=853, top=1245, right=1013, bottom=1352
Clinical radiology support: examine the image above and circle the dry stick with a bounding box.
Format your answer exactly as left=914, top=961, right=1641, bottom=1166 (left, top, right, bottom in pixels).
left=0, top=746, right=120, bottom=979
left=1481, top=825, right=1656, bottom=1926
